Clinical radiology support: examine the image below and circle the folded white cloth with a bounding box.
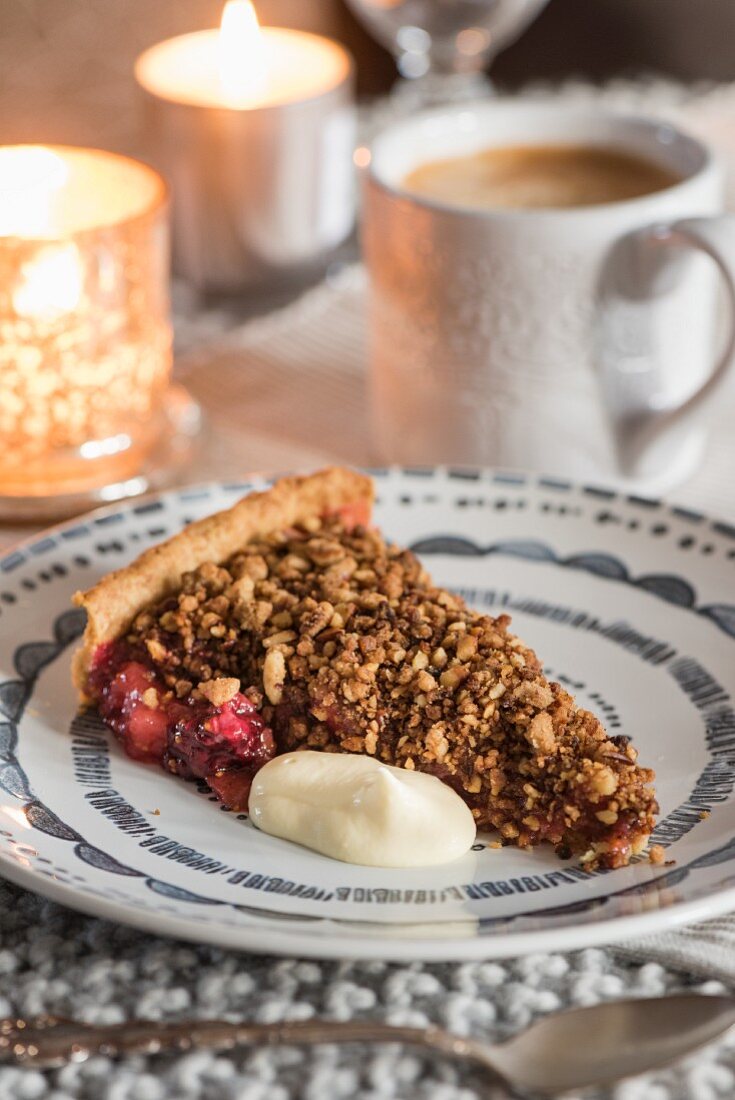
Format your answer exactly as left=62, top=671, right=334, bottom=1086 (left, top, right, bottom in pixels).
left=179, top=255, right=735, bottom=526
left=616, top=918, right=735, bottom=981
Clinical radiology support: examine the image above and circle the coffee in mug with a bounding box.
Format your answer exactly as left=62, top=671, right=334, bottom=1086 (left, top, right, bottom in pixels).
left=363, top=103, right=735, bottom=490
left=402, top=144, right=681, bottom=210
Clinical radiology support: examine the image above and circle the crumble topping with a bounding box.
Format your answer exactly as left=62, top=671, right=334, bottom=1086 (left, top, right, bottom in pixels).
left=198, top=677, right=241, bottom=706
left=117, top=514, right=658, bottom=868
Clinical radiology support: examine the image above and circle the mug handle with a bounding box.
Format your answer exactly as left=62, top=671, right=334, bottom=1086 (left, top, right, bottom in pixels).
left=599, top=215, right=735, bottom=479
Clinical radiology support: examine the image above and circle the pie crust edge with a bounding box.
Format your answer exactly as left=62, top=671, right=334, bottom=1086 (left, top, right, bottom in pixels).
left=72, top=466, right=374, bottom=697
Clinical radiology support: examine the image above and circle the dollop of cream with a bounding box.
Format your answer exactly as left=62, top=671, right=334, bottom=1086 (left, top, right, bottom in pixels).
left=249, top=751, right=476, bottom=867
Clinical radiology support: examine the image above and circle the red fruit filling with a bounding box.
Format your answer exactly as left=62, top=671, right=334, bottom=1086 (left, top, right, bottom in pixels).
left=89, top=642, right=274, bottom=811
left=166, top=692, right=274, bottom=811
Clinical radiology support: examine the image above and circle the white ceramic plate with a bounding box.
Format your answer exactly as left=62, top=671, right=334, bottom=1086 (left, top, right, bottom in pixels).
left=1, top=467, right=735, bottom=960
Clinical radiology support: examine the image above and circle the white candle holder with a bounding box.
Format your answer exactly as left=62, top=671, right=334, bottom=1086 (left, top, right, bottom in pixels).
left=135, top=15, right=356, bottom=294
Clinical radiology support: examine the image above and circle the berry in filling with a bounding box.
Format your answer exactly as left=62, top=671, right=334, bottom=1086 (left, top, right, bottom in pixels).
left=89, top=641, right=274, bottom=811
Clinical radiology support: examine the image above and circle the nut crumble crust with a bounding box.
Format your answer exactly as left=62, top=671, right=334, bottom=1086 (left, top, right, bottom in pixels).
left=114, top=512, right=658, bottom=869
left=72, top=467, right=373, bottom=696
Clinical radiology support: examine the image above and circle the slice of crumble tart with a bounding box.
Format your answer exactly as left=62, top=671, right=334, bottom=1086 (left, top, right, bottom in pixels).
left=73, top=467, right=657, bottom=869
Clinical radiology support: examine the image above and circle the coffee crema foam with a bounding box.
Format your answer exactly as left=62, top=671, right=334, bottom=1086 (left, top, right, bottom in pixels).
left=402, top=143, right=681, bottom=210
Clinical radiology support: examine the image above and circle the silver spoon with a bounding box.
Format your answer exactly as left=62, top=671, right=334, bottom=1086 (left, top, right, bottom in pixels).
left=2, top=994, right=735, bottom=1095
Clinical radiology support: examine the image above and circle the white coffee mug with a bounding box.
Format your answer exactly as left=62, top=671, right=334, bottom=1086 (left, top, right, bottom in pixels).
left=363, top=102, right=735, bottom=490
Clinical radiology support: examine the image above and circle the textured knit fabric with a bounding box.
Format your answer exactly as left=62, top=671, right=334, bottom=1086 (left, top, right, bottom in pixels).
left=1, top=878, right=734, bottom=1100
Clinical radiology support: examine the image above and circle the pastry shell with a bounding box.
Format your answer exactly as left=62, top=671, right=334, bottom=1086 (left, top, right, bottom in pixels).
left=72, top=466, right=374, bottom=696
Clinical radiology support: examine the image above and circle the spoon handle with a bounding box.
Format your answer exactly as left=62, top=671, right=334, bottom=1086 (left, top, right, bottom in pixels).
left=0, top=1015, right=501, bottom=1076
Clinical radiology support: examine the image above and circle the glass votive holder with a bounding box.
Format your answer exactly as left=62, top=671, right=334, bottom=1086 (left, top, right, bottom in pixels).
left=0, top=145, right=200, bottom=520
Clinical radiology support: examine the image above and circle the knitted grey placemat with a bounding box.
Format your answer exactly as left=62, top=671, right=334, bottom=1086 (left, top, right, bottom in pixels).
left=0, top=878, right=732, bottom=1100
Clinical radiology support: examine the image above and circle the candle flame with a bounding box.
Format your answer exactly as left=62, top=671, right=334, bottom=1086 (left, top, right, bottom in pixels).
left=0, top=148, right=83, bottom=321
left=0, top=146, right=68, bottom=237
left=13, top=243, right=83, bottom=321
left=218, top=0, right=267, bottom=104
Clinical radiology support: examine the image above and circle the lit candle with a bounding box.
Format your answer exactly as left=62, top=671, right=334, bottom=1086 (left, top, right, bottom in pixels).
left=0, top=145, right=197, bottom=518
left=135, top=2, right=355, bottom=292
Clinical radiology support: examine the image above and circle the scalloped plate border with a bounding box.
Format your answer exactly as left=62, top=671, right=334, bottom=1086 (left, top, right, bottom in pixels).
left=0, top=466, right=734, bottom=959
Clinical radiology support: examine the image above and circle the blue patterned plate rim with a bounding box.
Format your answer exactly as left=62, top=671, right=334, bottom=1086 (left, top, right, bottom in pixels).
left=0, top=465, right=734, bottom=960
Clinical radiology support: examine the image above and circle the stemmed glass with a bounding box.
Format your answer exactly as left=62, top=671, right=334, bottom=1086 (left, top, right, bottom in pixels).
left=345, top=0, right=549, bottom=106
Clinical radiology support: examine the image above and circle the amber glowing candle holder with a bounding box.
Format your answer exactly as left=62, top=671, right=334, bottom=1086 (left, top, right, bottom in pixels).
left=0, top=145, right=200, bottom=520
